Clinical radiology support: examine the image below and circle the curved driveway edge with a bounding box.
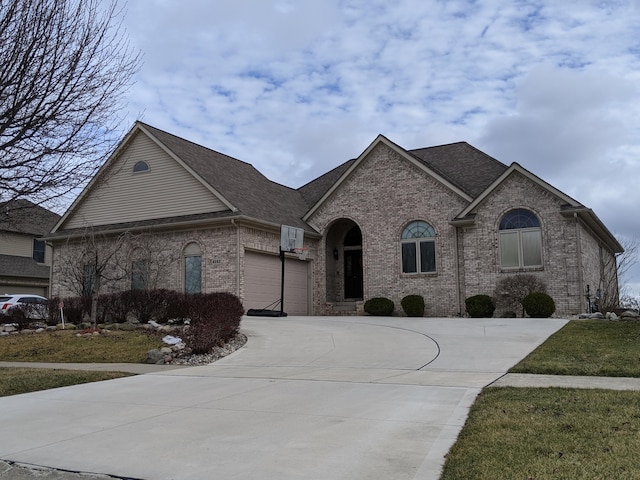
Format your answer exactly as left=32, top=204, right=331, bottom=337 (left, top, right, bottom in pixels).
left=0, top=316, right=567, bottom=480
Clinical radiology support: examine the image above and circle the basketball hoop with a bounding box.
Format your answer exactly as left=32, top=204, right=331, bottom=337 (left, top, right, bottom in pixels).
left=292, top=247, right=309, bottom=260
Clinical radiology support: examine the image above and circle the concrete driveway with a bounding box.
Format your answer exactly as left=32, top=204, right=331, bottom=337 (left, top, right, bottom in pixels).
left=0, top=316, right=566, bottom=480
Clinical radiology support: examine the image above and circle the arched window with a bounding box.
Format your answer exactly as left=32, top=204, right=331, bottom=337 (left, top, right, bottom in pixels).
left=183, top=242, right=202, bottom=294
left=401, top=221, right=436, bottom=273
left=133, top=161, right=150, bottom=173
left=499, top=209, right=542, bottom=268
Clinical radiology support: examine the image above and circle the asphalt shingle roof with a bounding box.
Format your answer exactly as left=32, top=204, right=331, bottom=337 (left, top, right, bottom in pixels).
left=408, top=142, right=509, bottom=198
left=0, top=254, right=50, bottom=279
left=0, top=200, right=61, bottom=235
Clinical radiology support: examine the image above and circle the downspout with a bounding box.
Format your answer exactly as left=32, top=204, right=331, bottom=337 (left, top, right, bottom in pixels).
left=453, top=226, right=462, bottom=316
left=231, top=219, right=240, bottom=298
left=46, top=241, right=54, bottom=298
left=575, top=213, right=585, bottom=312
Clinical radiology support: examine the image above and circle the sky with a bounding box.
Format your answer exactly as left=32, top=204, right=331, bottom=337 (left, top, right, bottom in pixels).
left=114, top=0, right=640, bottom=295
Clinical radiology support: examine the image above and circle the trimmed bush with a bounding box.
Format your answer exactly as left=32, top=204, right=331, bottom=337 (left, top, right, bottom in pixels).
left=523, top=292, right=556, bottom=318
left=364, top=297, right=395, bottom=316
left=465, top=295, right=496, bottom=318
left=401, top=295, right=425, bottom=317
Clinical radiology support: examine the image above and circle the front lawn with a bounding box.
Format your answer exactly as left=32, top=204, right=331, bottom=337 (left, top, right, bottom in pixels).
left=0, top=367, right=133, bottom=397
left=510, top=319, right=640, bottom=377
left=0, top=329, right=163, bottom=363
left=441, top=387, right=640, bottom=479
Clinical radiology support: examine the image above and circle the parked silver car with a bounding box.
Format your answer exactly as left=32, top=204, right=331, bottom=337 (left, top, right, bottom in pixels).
left=0, top=294, right=49, bottom=321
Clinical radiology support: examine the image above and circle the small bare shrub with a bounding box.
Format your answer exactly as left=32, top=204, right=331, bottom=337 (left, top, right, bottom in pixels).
left=494, top=275, right=547, bottom=317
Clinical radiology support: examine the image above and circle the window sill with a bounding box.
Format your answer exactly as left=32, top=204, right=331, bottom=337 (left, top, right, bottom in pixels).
left=401, top=271, right=438, bottom=278
left=499, top=266, right=544, bottom=273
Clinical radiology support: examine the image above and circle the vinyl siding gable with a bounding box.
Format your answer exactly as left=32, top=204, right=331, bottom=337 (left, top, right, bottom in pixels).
left=0, top=232, right=33, bottom=257
left=63, top=131, right=229, bottom=228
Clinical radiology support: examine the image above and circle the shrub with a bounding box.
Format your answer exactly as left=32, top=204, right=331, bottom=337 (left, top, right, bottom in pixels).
left=465, top=295, right=496, bottom=318
left=364, top=297, right=394, bottom=316
left=184, top=292, right=244, bottom=354
left=50, top=296, right=89, bottom=325
left=494, top=275, right=547, bottom=317
left=523, top=292, right=556, bottom=318
left=401, top=295, right=425, bottom=317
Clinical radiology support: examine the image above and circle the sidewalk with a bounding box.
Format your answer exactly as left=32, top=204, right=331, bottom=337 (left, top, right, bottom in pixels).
left=492, top=372, right=640, bottom=391
left=0, top=361, right=189, bottom=374
left=4, top=361, right=640, bottom=390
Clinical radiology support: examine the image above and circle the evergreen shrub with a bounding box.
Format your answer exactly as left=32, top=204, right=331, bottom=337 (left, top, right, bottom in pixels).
left=522, top=292, right=556, bottom=318
left=465, top=294, right=496, bottom=318
left=401, top=295, right=425, bottom=317
left=364, top=297, right=395, bottom=316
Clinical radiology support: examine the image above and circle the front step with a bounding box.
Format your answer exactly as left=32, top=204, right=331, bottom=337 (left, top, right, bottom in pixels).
left=328, top=301, right=362, bottom=315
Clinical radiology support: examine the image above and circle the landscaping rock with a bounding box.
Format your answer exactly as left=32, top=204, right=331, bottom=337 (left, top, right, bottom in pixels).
left=578, top=312, right=605, bottom=319
left=620, top=310, right=640, bottom=320
left=145, top=349, right=165, bottom=365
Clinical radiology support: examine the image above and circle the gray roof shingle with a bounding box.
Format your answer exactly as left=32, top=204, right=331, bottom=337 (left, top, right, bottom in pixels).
left=0, top=254, right=50, bottom=279
left=408, top=142, right=509, bottom=198
left=0, top=200, right=61, bottom=235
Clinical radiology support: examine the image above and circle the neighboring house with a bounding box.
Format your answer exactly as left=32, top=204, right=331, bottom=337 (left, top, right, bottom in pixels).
left=0, top=200, right=60, bottom=296
left=45, top=122, right=622, bottom=317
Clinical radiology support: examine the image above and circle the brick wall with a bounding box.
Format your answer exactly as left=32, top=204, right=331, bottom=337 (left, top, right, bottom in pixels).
left=307, top=143, right=468, bottom=316
left=460, top=171, right=587, bottom=316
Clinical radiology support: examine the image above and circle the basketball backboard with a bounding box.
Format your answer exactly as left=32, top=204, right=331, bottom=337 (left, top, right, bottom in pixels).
left=280, top=225, right=304, bottom=252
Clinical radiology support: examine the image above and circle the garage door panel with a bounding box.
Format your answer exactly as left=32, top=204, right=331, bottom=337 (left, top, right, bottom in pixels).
left=244, top=252, right=309, bottom=315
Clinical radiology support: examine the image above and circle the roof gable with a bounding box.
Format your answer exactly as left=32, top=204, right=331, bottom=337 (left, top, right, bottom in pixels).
left=455, top=162, right=582, bottom=220
left=54, top=122, right=314, bottom=234
left=303, top=135, right=474, bottom=221
left=54, top=124, right=232, bottom=231
left=451, top=163, right=623, bottom=253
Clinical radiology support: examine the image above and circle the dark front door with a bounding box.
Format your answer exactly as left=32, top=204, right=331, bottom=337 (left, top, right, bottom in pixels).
left=344, top=249, right=363, bottom=299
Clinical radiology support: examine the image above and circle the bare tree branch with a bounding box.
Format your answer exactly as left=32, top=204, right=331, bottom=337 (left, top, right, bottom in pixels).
left=0, top=0, right=141, bottom=214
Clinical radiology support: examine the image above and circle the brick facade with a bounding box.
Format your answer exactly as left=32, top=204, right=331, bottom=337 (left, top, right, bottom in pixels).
left=306, top=144, right=618, bottom=318
left=307, top=143, right=468, bottom=316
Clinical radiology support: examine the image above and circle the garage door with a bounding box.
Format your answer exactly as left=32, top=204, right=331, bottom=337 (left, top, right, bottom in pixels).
left=244, top=251, right=309, bottom=315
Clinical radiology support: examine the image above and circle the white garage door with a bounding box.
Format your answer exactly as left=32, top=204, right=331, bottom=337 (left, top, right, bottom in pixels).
left=244, top=251, right=309, bottom=315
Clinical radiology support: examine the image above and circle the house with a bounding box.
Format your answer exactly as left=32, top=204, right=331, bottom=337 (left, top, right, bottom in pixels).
left=46, top=121, right=622, bottom=317
left=0, top=200, right=60, bottom=296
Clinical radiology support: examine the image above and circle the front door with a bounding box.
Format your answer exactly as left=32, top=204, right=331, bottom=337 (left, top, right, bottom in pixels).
left=344, top=249, right=363, bottom=299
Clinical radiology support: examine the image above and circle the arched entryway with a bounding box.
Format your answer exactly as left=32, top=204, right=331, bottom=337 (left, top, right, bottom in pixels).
left=326, top=219, right=363, bottom=303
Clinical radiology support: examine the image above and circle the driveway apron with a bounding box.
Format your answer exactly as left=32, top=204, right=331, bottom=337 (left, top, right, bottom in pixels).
left=0, top=316, right=566, bottom=480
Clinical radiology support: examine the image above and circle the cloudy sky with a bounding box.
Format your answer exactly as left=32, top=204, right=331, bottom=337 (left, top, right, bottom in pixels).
left=116, top=0, right=640, bottom=294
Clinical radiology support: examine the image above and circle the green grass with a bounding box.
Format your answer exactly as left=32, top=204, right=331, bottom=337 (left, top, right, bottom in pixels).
left=0, top=329, right=164, bottom=363
left=0, top=367, right=133, bottom=397
left=510, top=320, right=640, bottom=377
left=441, top=387, right=640, bottom=479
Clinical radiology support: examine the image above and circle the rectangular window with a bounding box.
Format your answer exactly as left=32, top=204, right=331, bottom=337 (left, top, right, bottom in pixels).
left=131, top=260, right=148, bottom=290
left=420, top=240, right=436, bottom=272
left=500, top=230, right=542, bottom=268
left=521, top=230, right=542, bottom=266
left=402, top=240, right=436, bottom=273
left=33, top=239, right=45, bottom=263
left=499, top=232, right=520, bottom=268
left=402, top=243, right=417, bottom=273
left=185, top=255, right=202, bottom=294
